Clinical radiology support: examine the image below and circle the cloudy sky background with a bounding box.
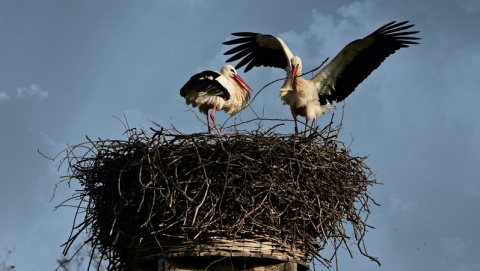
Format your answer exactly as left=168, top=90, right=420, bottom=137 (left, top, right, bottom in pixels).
left=1, top=0, right=479, bottom=270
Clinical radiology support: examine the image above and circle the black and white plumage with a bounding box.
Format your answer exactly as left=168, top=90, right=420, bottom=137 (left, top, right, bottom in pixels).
left=180, top=64, right=253, bottom=135
left=223, top=21, right=420, bottom=134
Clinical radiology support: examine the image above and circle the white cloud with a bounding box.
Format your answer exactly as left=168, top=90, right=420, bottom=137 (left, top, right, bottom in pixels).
left=458, top=0, right=480, bottom=13
left=17, top=84, right=48, bottom=100
left=387, top=193, right=420, bottom=213
left=0, top=92, right=10, bottom=101
left=442, top=237, right=469, bottom=259
left=30, top=128, right=67, bottom=155
left=337, top=1, right=376, bottom=20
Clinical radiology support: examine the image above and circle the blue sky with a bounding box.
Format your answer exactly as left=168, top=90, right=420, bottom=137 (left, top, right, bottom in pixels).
left=1, top=1, right=479, bottom=270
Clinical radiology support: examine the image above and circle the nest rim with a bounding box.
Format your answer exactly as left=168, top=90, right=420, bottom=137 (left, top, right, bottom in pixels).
left=54, top=121, right=379, bottom=270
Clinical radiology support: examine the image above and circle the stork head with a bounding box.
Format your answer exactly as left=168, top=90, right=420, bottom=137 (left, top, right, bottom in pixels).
left=222, top=64, right=253, bottom=94
left=290, top=56, right=302, bottom=83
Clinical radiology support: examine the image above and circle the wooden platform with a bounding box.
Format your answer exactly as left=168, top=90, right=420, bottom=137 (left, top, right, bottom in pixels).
left=129, top=257, right=307, bottom=271
left=127, top=237, right=309, bottom=271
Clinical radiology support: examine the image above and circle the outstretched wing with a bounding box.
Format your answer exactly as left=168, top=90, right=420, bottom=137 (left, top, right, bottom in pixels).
left=223, top=32, right=294, bottom=72
left=315, top=21, right=420, bottom=102
left=180, top=70, right=231, bottom=100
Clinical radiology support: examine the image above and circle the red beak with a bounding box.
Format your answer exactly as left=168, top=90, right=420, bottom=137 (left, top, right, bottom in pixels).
left=234, top=74, right=253, bottom=93
left=291, top=65, right=299, bottom=83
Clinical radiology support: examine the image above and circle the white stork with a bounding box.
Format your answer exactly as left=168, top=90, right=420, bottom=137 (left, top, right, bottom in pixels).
left=223, top=21, right=420, bottom=134
left=180, top=64, right=253, bottom=135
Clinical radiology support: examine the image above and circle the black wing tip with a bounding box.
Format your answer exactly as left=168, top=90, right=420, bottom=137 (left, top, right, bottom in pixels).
left=222, top=32, right=260, bottom=45
left=376, top=20, right=419, bottom=33
left=223, top=44, right=250, bottom=56
left=224, top=54, right=236, bottom=61
left=222, top=33, right=258, bottom=46
left=241, top=65, right=253, bottom=73
left=222, top=32, right=259, bottom=71
left=223, top=39, right=241, bottom=45
left=179, top=86, right=188, bottom=97
left=231, top=32, right=260, bottom=36
left=385, top=20, right=412, bottom=28
left=374, top=20, right=421, bottom=44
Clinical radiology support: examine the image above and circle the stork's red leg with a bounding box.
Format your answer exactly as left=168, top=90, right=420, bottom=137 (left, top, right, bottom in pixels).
left=206, top=110, right=212, bottom=134
left=210, top=105, right=222, bottom=136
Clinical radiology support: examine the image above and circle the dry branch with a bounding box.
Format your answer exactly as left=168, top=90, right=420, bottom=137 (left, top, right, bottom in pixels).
left=54, top=120, right=379, bottom=270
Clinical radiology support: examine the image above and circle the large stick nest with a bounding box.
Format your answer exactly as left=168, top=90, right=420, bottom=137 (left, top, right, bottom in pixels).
left=55, top=121, right=379, bottom=270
